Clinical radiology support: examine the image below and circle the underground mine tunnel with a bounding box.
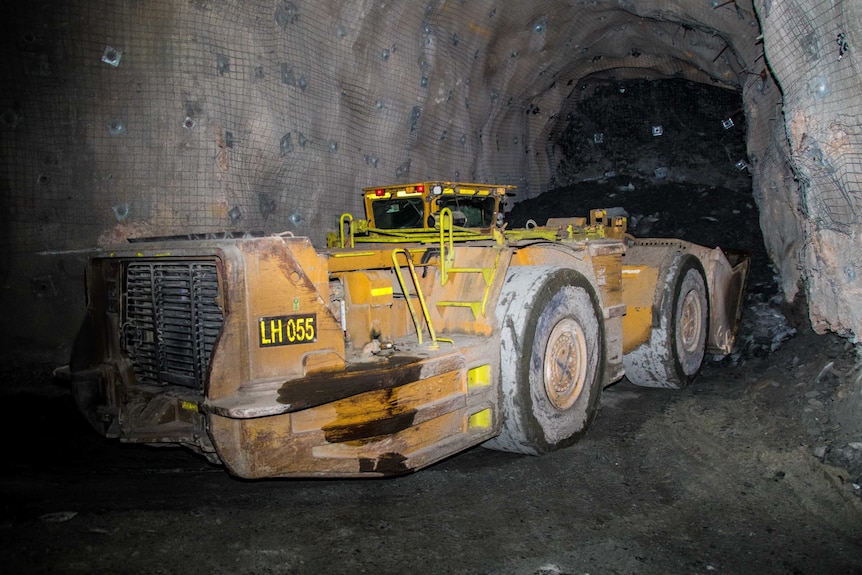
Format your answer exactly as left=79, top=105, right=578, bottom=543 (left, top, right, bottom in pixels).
left=2, top=0, right=859, bottom=355
left=1, top=1, right=861, bottom=573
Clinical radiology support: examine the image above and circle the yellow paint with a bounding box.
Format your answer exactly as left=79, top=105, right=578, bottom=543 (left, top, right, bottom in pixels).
left=259, top=315, right=316, bottom=346
left=468, top=408, right=492, bottom=429
left=622, top=306, right=653, bottom=353
left=330, top=251, right=376, bottom=258
left=340, top=269, right=396, bottom=349
left=133, top=251, right=171, bottom=257
left=344, top=271, right=391, bottom=304
left=302, top=350, right=346, bottom=376
left=621, top=265, right=659, bottom=352
left=436, top=300, right=482, bottom=318
left=180, top=400, right=199, bottom=412
left=467, top=364, right=491, bottom=388
left=329, top=249, right=428, bottom=273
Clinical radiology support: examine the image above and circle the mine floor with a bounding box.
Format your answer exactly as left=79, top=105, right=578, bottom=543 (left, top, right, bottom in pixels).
left=2, top=323, right=861, bottom=575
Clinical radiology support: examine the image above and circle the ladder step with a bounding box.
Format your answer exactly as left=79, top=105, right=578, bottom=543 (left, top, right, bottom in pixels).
left=446, top=267, right=495, bottom=285
left=436, top=300, right=482, bottom=318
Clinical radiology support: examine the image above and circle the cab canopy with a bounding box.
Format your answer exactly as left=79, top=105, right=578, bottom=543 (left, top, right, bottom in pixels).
left=362, top=182, right=513, bottom=230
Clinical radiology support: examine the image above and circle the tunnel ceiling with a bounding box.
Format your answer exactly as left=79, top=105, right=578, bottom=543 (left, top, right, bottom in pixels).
left=0, top=0, right=860, bottom=356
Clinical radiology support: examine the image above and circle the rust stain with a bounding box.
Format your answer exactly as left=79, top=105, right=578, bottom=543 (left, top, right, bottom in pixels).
left=321, top=384, right=423, bottom=444
left=824, top=124, right=850, bottom=156
left=788, top=109, right=811, bottom=149
left=323, top=409, right=417, bottom=444
left=215, top=128, right=229, bottom=172
left=277, top=356, right=424, bottom=411
left=210, top=200, right=229, bottom=219
left=256, top=237, right=322, bottom=293
left=467, top=21, right=491, bottom=37
left=358, top=452, right=409, bottom=474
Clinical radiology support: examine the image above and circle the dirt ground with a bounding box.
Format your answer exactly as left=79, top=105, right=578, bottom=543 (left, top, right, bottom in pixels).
left=1, top=322, right=861, bottom=575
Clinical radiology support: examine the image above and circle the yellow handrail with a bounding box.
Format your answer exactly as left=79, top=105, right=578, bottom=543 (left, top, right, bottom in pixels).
left=438, top=207, right=455, bottom=284
left=338, top=213, right=354, bottom=248
left=391, top=249, right=439, bottom=349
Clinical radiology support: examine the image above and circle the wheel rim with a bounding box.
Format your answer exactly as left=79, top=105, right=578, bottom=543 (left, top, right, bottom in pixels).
left=543, top=318, right=588, bottom=410
left=679, top=289, right=704, bottom=354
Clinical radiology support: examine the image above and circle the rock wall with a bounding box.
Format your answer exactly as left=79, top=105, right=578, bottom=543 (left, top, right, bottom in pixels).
left=756, top=0, right=862, bottom=338
left=0, top=0, right=859, bottom=357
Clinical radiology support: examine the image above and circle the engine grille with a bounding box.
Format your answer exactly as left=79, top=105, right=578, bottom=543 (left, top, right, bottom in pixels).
left=122, top=261, right=224, bottom=393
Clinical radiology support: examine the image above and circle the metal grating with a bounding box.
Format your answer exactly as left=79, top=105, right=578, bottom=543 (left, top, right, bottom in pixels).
left=123, top=261, right=223, bottom=393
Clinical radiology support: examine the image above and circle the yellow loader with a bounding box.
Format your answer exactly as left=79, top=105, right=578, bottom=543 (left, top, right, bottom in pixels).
left=58, top=182, right=748, bottom=478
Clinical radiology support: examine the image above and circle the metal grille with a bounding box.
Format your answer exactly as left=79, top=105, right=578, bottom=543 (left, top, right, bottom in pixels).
left=123, top=261, right=223, bottom=393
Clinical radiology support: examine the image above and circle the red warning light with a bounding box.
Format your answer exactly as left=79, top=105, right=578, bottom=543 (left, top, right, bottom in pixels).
left=375, top=189, right=385, bottom=196
left=417, top=185, right=424, bottom=193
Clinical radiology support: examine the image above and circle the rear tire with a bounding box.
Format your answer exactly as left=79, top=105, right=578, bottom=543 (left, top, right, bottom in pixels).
left=483, top=266, right=605, bottom=455
left=623, top=254, right=708, bottom=389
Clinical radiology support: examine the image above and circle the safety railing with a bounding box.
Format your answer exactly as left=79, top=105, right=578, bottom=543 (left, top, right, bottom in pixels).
left=391, top=248, right=453, bottom=349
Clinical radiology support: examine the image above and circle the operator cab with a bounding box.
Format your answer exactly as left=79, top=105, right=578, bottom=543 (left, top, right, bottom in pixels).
left=362, top=182, right=513, bottom=230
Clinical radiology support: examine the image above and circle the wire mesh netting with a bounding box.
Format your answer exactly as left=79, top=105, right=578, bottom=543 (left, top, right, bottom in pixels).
left=760, top=0, right=862, bottom=234
left=0, top=0, right=770, bottom=255
left=7, top=0, right=862, bottom=350
left=0, top=0, right=530, bottom=253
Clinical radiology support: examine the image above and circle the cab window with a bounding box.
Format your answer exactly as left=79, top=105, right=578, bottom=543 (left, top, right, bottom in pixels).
left=435, top=196, right=497, bottom=227
left=371, top=198, right=425, bottom=229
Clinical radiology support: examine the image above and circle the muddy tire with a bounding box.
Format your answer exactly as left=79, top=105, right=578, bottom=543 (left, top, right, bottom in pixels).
left=483, top=266, right=605, bottom=455
left=623, top=255, right=708, bottom=389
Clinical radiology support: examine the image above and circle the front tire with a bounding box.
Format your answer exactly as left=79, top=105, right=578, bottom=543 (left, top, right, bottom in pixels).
left=484, top=266, right=605, bottom=455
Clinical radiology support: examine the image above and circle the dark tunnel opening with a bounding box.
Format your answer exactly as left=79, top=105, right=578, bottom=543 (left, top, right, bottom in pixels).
left=508, top=77, right=791, bottom=359
left=551, top=78, right=749, bottom=190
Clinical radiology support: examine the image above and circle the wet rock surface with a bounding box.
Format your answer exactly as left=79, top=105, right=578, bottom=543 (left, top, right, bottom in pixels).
left=1, top=327, right=861, bottom=574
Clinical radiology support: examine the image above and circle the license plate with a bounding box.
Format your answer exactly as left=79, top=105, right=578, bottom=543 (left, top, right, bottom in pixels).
left=259, top=314, right=317, bottom=347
